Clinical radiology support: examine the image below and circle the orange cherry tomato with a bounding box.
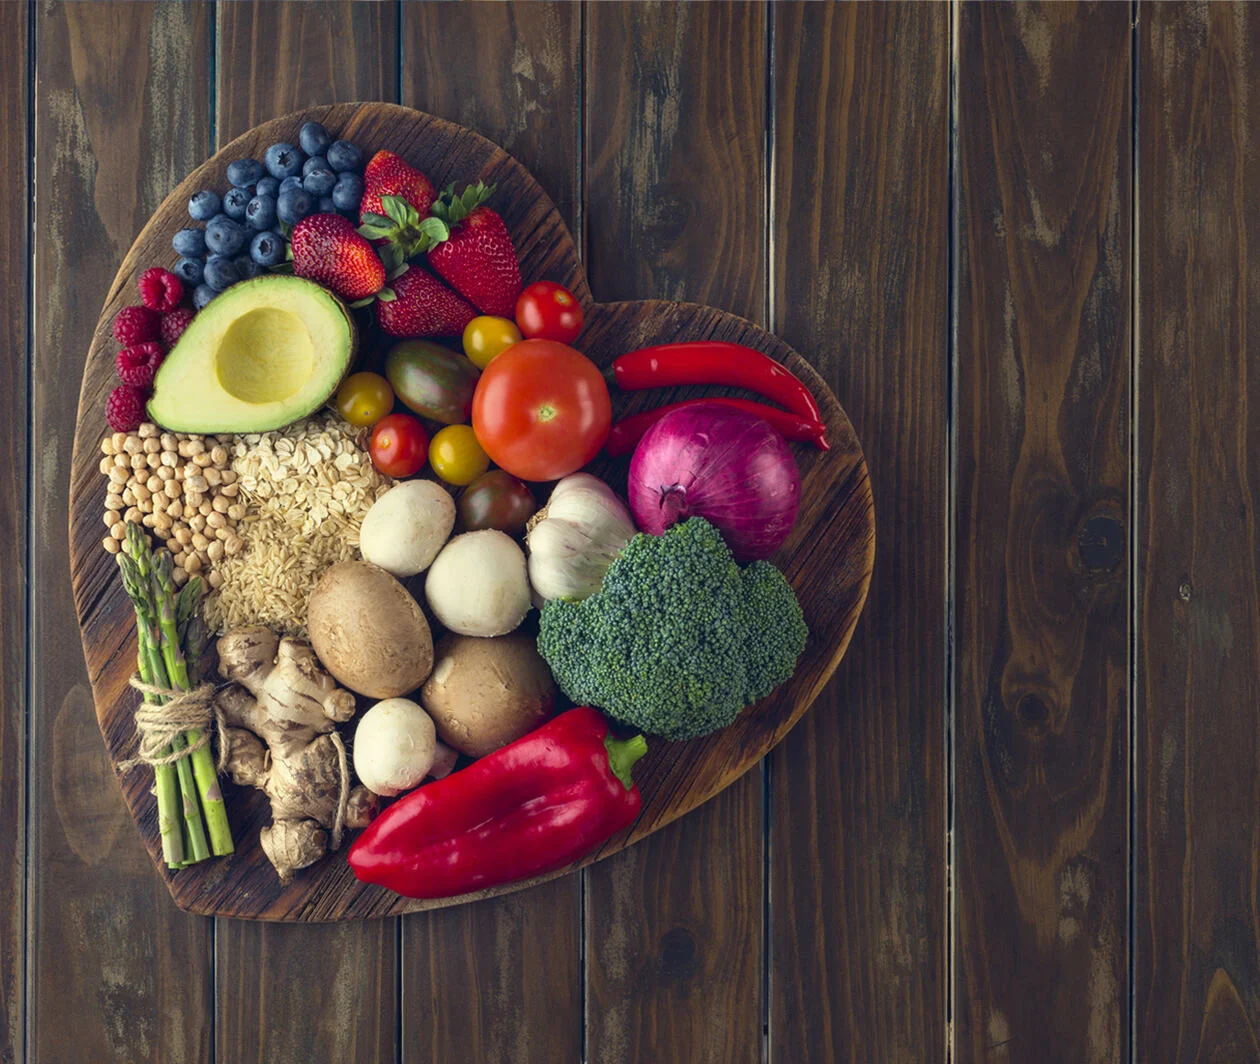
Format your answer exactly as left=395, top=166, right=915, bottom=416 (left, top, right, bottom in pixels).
left=471, top=339, right=611, bottom=482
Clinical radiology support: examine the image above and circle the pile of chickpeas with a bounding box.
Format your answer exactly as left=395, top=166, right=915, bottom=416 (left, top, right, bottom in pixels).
left=99, top=423, right=246, bottom=587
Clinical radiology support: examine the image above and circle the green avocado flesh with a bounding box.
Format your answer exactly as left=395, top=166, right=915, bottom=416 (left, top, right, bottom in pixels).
left=147, top=275, right=356, bottom=433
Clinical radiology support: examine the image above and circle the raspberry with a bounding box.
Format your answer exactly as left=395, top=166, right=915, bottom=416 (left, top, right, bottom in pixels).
left=160, top=307, right=196, bottom=348
left=138, top=267, right=185, bottom=312
left=106, top=384, right=147, bottom=433
left=115, top=342, right=165, bottom=389
left=112, top=304, right=162, bottom=346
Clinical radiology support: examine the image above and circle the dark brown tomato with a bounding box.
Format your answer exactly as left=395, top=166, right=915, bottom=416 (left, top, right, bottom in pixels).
left=385, top=340, right=481, bottom=425
left=458, top=470, right=537, bottom=535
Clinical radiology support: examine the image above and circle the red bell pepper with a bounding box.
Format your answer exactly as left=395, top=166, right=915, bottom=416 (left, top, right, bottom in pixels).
left=348, top=707, right=648, bottom=899
left=605, top=397, right=829, bottom=456
left=609, top=340, right=824, bottom=424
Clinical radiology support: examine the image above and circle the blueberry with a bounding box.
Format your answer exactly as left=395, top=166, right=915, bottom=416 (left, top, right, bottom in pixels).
left=299, top=121, right=332, bottom=157
left=245, top=193, right=277, bottom=230
left=193, top=283, right=216, bottom=310
left=249, top=229, right=286, bottom=267
left=205, top=215, right=246, bottom=257
left=331, top=172, right=364, bottom=212
left=277, top=187, right=314, bottom=225
left=172, top=227, right=207, bottom=257
left=318, top=196, right=337, bottom=213
left=279, top=175, right=304, bottom=194
left=326, top=140, right=362, bottom=173
left=302, top=155, right=329, bottom=178
left=255, top=175, right=279, bottom=199
left=264, top=142, right=305, bottom=179
left=227, top=157, right=265, bottom=188
left=303, top=167, right=337, bottom=197
left=203, top=254, right=240, bottom=292
left=235, top=254, right=263, bottom=280
left=188, top=189, right=221, bottom=221
left=222, top=186, right=251, bottom=220
left=173, top=256, right=204, bottom=285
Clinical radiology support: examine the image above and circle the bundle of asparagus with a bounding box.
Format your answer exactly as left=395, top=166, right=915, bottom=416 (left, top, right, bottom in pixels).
left=117, top=522, right=234, bottom=867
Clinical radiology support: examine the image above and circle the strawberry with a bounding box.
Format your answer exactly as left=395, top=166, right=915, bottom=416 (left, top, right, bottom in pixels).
left=292, top=213, right=386, bottom=301
left=421, top=182, right=522, bottom=318
left=376, top=265, right=478, bottom=339
left=359, top=151, right=436, bottom=227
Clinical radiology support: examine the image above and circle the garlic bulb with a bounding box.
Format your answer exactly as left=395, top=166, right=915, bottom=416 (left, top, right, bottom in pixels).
left=526, top=473, right=636, bottom=602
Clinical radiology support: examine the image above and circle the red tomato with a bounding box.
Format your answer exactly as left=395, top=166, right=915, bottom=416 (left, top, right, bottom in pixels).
left=472, top=339, right=611, bottom=481
left=515, top=281, right=584, bottom=344
left=369, top=413, right=428, bottom=478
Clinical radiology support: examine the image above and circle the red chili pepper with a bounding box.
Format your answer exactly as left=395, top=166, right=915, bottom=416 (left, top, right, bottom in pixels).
left=610, top=341, right=823, bottom=424
left=348, top=707, right=648, bottom=899
left=605, top=397, right=829, bottom=456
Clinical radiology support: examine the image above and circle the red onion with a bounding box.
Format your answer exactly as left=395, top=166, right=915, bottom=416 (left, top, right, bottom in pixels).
left=627, top=402, right=801, bottom=561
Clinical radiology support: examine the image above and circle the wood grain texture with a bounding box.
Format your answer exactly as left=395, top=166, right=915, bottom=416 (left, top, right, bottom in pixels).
left=402, top=1, right=581, bottom=234
left=0, top=6, right=26, bottom=1061
left=955, top=4, right=1131, bottom=1060
left=213, top=10, right=399, bottom=1062
left=33, top=4, right=213, bottom=1062
left=398, top=9, right=583, bottom=1063
left=582, top=5, right=767, bottom=1061
left=214, top=0, right=396, bottom=141
left=1138, top=4, right=1260, bottom=1058
left=768, top=5, right=948, bottom=1061
left=68, top=103, right=873, bottom=921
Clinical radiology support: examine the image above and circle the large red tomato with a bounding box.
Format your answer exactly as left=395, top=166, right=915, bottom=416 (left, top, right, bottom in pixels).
left=471, top=339, right=611, bottom=481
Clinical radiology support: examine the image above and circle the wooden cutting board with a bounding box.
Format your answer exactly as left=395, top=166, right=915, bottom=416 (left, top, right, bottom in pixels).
left=68, top=103, right=875, bottom=921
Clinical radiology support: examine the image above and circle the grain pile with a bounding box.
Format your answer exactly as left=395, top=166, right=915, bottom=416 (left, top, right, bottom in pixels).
left=203, top=413, right=393, bottom=635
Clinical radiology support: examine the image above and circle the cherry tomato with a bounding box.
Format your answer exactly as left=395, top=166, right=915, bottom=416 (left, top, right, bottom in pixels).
left=515, top=281, right=584, bottom=344
left=463, top=316, right=523, bottom=370
left=369, top=413, right=428, bottom=478
left=459, top=470, right=536, bottom=534
left=429, top=425, right=490, bottom=486
left=471, top=339, right=611, bottom=482
left=335, top=371, right=395, bottom=427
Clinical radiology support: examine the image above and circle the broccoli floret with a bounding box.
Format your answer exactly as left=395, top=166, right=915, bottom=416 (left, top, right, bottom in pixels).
left=537, top=517, right=808, bottom=741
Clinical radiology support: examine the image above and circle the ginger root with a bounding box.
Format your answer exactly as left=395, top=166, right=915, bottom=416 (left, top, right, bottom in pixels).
left=215, top=625, right=375, bottom=882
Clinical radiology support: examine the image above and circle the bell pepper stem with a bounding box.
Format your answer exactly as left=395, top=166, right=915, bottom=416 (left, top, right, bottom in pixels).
left=605, top=733, right=648, bottom=790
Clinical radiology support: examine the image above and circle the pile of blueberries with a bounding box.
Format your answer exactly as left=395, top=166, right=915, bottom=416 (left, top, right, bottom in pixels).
left=172, top=121, right=366, bottom=310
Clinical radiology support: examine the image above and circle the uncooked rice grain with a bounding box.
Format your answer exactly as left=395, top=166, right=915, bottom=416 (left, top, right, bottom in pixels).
left=203, top=413, right=393, bottom=634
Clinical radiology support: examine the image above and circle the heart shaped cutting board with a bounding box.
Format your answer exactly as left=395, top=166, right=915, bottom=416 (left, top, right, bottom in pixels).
left=68, top=103, right=874, bottom=921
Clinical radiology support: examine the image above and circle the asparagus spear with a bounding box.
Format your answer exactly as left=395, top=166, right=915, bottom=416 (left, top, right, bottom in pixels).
left=126, top=528, right=211, bottom=865
left=117, top=551, right=184, bottom=868
left=151, top=552, right=234, bottom=857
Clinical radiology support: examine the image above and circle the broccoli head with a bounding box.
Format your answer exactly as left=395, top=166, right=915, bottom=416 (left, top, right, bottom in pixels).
left=537, top=517, right=808, bottom=741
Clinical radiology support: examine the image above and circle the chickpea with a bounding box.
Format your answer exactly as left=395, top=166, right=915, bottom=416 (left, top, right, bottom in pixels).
left=114, top=453, right=130, bottom=470
left=174, top=465, right=185, bottom=481
left=225, top=534, right=243, bottom=556
left=207, top=570, right=223, bottom=590
left=192, top=452, right=212, bottom=468
left=160, top=433, right=177, bottom=451
left=174, top=527, right=193, bottom=547
left=185, top=554, right=203, bottom=575
left=104, top=495, right=125, bottom=511
left=146, top=474, right=163, bottom=494
left=206, top=511, right=226, bottom=530
left=153, top=511, right=173, bottom=532
left=121, top=488, right=135, bottom=507
left=145, top=453, right=160, bottom=469
left=204, top=467, right=222, bottom=487
left=141, top=513, right=156, bottom=528
left=131, top=484, right=149, bottom=505
left=138, top=423, right=158, bottom=439
left=157, top=466, right=174, bottom=482
left=102, top=511, right=116, bottom=529
left=160, top=451, right=178, bottom=468
left=110, top=521, right=126, bottom=540
left=166, top=500, right=183, bottom=519
left=138, top=496, right=154, bottom=515
left=99, top=456, right=113, bottom=475
left=187, top=439, right=206, bottom=456
left=214, top=526, right=231, bottom=542
left=164, top=480, right=181, bottom=500
left=172, top=566, right=188, bottom=586
left=185, top=491, right=204, bottom=509
left=123, top=437, right=143, bottom=455
left=186, top=475, right=208, bottom=493
left=192, top=533, right=210, bottom=552
left=142, top=437, right=160, bottom=454
left=212, top=495, right=229, bottom=514
left=174, top=551, right=188, bottom=568
left=227, top=503, right=246, bottom=522
left=220, top=482, right=240, bottom=498
left=103, top=537, right=121, bottom=554
left=189, top=514, right=207, bottom=533
left=111, top=432, right=128, bottom=453
left=206, top=540, right=224, bottom=563
left=177, top=440, right=193, bottom=458
left=108, top=465, right=128, bottom=485
left=124, top=507, right=143, bottom=525
left=199, top=501, right=213, bottom=517
left=221, top=469, right=237, bottom=485
left=130, top=454, right=148, bottom=471
left=210, top=445, right=228, bottom=465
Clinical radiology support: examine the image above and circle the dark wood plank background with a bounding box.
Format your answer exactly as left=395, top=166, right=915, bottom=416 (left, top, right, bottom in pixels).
left=6, top=1, right=1260, bottom=1061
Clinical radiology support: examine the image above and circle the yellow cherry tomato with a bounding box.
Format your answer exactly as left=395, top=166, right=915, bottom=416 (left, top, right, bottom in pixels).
left=429, top=424, right=490, bottom=486
left=335, top=371, right=395, bottom=427
left=462, top=315, right=523, bottom=370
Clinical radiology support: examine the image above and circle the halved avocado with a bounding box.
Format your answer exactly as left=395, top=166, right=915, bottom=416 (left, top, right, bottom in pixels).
left=148, top=275, right=356, bottom=433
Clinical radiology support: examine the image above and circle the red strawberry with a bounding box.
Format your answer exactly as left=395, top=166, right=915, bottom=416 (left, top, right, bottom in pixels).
left=292, top=213, right=386, bottom=302
left=160, top=307, right=196, bottom=348
left=106, top=384, right=147, bottom=433
left=116, top=342, right=166, bottom=389
left=422, top=182, right=522, bottom=318
left=113, top=304, right=162, bottom=346
left=138, top=267, right=184, bottom=312
left=376, top=265, right=478, bottom=338
left=359, top=151, right=436, bottom=225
